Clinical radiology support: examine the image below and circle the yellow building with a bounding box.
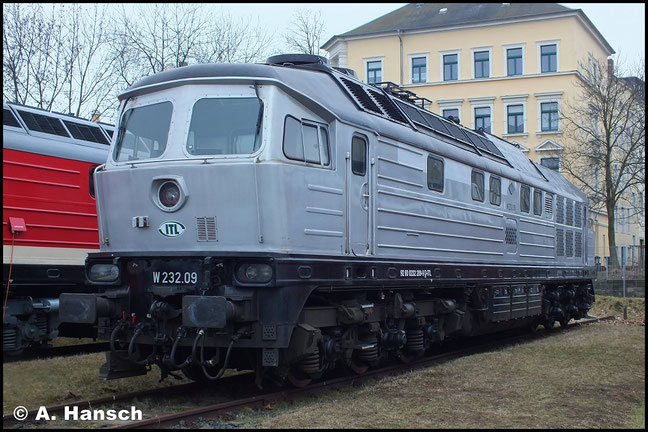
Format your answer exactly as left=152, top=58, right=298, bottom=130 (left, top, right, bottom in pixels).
left=323, top=2, right=644, bottom=266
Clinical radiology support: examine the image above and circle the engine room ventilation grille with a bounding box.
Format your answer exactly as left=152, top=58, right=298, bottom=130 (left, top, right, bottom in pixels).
left=556, top=228, right=564, bottom=256
left=196, top=217, right=217, bottom=242
left=3, top=108, right=21, bottom=128
left=575, top=232, right=583, bottom=257
left=565, top=230, right=574, bottom=257
left=544, top=194, right=554, bottom=218
left=574, top=202, right=582, bottom=227
left=505, top=227, right=517, bottom=245
left=366, top=88, right=408, bottom=123
left=17, top=110, right=70, bottom=137
left=566, top=199, right=574, bottom=227
left=63, top=120, right=110, bottom=145
left=339, top=77, right=383, bottom=114
left=556, top=196, right=564, bottom=225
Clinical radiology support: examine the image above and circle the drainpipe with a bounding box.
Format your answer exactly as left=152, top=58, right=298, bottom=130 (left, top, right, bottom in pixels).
left=397, top=29, right=403, bottom=85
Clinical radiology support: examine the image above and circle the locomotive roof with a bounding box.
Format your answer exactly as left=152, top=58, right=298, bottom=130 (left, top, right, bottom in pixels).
left=120, top=60, right=587, bottom=203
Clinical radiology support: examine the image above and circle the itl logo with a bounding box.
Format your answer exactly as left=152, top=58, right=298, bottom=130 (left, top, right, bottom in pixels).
left=158, top=221, right=186, bottom=238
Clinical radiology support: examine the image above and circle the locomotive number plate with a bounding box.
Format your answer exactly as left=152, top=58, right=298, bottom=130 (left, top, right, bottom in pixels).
left=152, top=271, right=198, bottom=285
left=148, top=260, right=202, bottom=286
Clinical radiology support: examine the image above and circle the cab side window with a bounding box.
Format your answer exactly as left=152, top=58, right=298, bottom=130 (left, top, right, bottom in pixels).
left=283, top=115, right=330, bottom=167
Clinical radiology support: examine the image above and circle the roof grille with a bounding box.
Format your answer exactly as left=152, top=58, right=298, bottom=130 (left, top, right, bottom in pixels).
left=366, top=89, right=408, bottom=123
left=17, top=110, right=69, bottom=137
left=339, top=77, right=382, bottom=114
left=3, top=108, right=21, bottom=128
left=63, top=120, right=110, bottom=145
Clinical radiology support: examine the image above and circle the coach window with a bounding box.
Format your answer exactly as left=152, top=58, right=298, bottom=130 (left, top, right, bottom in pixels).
left=427, top=155, right=444, bottom=192
left=352, top=136, right=367, bottom=175
left=533, top=189, right=543, bottom=216
left=471, top=171, right=484, bottom=202
left=282, top=115, right=330, bottom=167
left=520, top=185, right=530, bottom=213
left=489, top=176, right=501, bottom=206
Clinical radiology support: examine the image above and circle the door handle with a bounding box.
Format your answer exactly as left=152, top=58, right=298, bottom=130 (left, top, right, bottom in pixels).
left=361, top=182, right=369, bottom=210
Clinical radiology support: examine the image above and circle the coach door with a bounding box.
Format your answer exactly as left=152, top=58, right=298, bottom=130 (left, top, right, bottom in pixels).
left=347, top=134, right=370, bottom=255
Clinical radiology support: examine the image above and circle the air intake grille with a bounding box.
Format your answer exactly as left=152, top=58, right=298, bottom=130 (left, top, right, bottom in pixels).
left=3, top=108, right=21, bottom=128
left=63, top=120, right=110, bottom=145
left=566, top=199, right=574, bottom=226
left=17, top=110, right=70, bottom=137
left=196, top=217, right=217, bottom=242
left=565, top=230, right=573, bottom=257
left=574, top=202, right=582, bottom=227
left=545, top=194, right=553, bottom=218
left=556, top=229, right=564, bottom=256
left=340, top=77, right=382, bottom=114
left=575, top=232, right=582, bottom=257
left=505, top=227, right=517, bottom=245
left=556, top=196, right=564, bottom=225
left=367, top=88, right=407, bottom=123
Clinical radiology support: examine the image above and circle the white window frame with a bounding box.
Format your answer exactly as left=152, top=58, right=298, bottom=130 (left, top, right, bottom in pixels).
left=363, top=57, right=384, bottom=84
left=471, top=46, right=492, bottom=79
left=437, top=98, right=464, bottom=123
left=408, top=53, right=429, bottom=84
left=536, top=40, right=560, bottom=74
left=501, top=94, right=528, bottom=136
left=439, top=49, right=461, bottom=81
left=535, top=92, right=563, bottom=135
left=502, top=43, right=525, bottom=76
left=468, top=97, right=495, bottom=133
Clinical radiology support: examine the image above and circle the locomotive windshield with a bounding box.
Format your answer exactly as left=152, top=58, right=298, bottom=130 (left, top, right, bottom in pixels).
left=186, top=97, right=262, bottom=156
left=114, top=101, right=172, bottom=162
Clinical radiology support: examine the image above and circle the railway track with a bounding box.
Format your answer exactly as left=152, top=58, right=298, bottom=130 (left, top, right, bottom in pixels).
left=3, top=342, right=110, bottom=363
left=3, top=315, right=615, bottom=429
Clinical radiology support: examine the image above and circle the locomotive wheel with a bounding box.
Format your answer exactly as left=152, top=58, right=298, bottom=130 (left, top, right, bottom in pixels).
left=287, top=370, right=312, bottom=388
left=349, top=359, right=369, bottom=374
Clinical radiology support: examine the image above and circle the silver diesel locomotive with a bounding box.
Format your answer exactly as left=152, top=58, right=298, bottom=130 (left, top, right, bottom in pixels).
left=60, top=54, right=595, bottom=385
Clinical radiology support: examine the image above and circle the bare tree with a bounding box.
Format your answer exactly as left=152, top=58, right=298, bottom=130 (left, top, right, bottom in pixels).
left=3, top=4, right=69, bottom=110
left=562, top=57, right=645, bottom=266
left=283, top=9, right=326, bottom=56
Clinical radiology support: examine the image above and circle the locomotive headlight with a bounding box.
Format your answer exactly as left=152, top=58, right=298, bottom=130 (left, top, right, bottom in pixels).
left=236, top=263, right=273, bottom=284
left=88, top=263, right=120, bottom=282
left=159, top=181, right=181, bottom=208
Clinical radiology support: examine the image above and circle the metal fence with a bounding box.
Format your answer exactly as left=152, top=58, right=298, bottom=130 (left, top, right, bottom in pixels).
left=594, top=262, right=645, bottom=298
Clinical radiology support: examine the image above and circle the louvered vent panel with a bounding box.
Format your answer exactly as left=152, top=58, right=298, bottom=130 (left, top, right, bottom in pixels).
left=17, top=110, right=69, bottom=137
left=566, top=199, right=574, bottom=226
left=3, top=108, right=21, bottom=128
left=556, top=229, right=564, bottom=256
left=575, top=232, right=582, bottom=257
left=574, top=202, right=582, bottom=227
left=367, top=89, right=407, bottom=123
left=63, top=120, right=110, bottom=145
left=196, top=217, right=217, bottom=242
left=505, top=227, right=517, bottom=245
left=545, top=194, right=554, bottom=218
left=565, top=230, right=574, bottom=257
left=556, top=196, right=564, bottom=225
left=340, top=77, right=382, bottom=114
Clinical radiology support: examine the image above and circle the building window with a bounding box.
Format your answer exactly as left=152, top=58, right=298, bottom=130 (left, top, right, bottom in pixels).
left=412, top=57, right=427, bottom=83
left=443, top=54, right=458, bottom=81
left=541, top=157, right=560, bottom=171
left=489, top=176, right=501, bottom=206
left=540, top=44, right=557, bottom=73
left=442, top=108, right=460, bottom=122
left=507, top=47, right=523, bottom=76
left=474, top=51, right=489, bottom=78
left=474, top=107, right=491, bottom=133
left=541, top=102, right=559, bottom=131
left=471, top=171, right=484, bottom=202
left=507, top=104, right=524, bottom=133
left=367, top=60, right=382, bottom=84
left=427, top=155, right=444, bottom=192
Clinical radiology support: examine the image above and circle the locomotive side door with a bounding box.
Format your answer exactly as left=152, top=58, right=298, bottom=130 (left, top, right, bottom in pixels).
left=347, top=134, right=370, bottom=255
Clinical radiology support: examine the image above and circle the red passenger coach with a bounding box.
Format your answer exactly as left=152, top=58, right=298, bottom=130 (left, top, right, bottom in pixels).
left=3, top=102, right=112, bottom=353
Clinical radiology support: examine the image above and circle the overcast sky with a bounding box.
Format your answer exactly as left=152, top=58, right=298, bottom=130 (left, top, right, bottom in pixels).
left=218, top=2, right=645, bottom=70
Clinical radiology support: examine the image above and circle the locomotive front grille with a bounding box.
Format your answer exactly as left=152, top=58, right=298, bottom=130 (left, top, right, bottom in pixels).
left=196, top=217, right=218, bottom=242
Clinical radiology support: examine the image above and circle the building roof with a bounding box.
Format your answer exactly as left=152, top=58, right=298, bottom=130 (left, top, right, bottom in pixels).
left=322, top=3, right=615, bottom=55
